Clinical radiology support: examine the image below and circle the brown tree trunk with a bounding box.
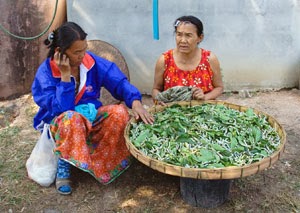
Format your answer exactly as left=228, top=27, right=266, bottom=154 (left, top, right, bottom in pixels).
left=0, top=0, right=66, bottom=100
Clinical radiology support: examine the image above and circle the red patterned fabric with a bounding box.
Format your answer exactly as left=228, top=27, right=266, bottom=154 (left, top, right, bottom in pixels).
left=163, top=49, right=214, bottom=93
left=50, top=104, right=131, bottom=184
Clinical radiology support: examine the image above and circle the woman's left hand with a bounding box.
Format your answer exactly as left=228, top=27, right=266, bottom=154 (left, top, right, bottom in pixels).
left=132, top=100, right=154, bottom=124
left=191, top=87, right=205, bottom=100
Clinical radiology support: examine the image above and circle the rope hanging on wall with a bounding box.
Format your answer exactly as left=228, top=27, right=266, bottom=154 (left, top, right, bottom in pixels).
left=0, top=0, right=58, bottom=40
left=153, top=0, right=159, bottom=40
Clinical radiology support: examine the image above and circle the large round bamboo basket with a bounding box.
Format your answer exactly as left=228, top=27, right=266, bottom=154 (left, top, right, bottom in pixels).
left=124, top=100, right=286, bottom=180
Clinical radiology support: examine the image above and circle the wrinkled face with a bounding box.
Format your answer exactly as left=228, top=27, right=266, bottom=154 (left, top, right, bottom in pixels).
left=65, top=40, right=88, bottom=67
left=175, top=23, right=203, bottom=53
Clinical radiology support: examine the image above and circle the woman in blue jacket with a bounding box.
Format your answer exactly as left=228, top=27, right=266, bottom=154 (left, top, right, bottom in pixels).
left=31, top=22, right=154, bottom=195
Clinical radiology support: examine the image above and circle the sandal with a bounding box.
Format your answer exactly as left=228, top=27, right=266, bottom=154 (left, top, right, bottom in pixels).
left=56, top=158, right=72, bottom=195
left=56, top=178, right=72, bottom=195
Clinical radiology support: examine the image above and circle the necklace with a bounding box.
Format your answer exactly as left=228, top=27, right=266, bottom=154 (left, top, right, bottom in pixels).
left=72, top=67, right=80, bottom=94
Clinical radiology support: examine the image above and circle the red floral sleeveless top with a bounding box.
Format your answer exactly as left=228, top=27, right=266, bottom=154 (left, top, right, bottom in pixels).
left=163, top=48, right=214, bottom=93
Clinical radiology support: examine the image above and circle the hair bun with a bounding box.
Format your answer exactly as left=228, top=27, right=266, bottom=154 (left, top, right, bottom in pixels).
left=47, top=32, right=55, bottom=44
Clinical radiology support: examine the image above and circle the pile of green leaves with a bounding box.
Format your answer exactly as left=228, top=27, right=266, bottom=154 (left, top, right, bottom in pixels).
left=129, top=104, right=281, bottom=169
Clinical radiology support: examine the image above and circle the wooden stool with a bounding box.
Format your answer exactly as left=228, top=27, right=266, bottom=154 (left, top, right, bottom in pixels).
left=87, top=40, right=130, bottom=106
left=180, top=178, right=232, bottom=208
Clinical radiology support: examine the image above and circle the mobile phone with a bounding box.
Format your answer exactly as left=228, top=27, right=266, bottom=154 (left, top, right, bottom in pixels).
left=57, top=48, right=68, bottom=63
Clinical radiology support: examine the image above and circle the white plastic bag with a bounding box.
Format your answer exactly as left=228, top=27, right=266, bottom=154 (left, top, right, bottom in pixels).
left=26, top=124, right=58, bottom=187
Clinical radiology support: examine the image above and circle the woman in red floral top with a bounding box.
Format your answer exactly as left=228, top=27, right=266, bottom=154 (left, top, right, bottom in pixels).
left=152, top=15, right=223, bottom=105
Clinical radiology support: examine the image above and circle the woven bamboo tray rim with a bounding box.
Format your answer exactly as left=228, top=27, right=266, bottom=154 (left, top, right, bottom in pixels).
left=124, top=100, right=286, bottom=180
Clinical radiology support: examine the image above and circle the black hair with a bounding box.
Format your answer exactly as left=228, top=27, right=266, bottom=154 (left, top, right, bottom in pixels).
left=174, top=15, right=203, bottom=36
left=44, top=22, right=88, bottom=59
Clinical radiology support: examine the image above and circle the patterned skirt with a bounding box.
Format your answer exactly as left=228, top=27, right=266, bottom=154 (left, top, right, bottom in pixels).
left=50, top=104, right=131, bottom=184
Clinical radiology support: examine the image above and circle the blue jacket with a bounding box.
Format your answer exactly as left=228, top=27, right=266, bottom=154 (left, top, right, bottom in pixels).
left=32, top=51, right=142, bottom=129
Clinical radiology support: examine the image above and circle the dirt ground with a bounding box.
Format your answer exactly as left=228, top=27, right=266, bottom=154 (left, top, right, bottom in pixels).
left=0, top=89, right=299, bottom=213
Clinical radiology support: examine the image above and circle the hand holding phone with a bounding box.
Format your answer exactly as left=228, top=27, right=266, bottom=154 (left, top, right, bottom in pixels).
left=54, top=49, right=71, bottom=82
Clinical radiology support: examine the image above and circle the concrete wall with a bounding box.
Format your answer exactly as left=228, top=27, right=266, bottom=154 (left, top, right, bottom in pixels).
left=67, top=0, right=300, bottom=94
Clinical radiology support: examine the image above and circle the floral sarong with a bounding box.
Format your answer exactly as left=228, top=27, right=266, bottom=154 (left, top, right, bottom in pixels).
left=50, top=104, right=131, bottom=184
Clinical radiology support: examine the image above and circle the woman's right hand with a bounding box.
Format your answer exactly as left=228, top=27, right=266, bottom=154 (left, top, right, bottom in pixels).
left=154, top=99, right=167, bottom=106
left=54, top=52, right=71, bottom=81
